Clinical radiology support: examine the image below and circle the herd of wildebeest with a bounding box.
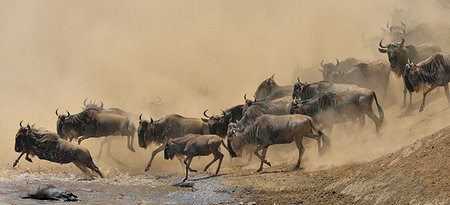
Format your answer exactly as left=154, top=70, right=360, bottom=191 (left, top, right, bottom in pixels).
left=13, top=22, right=450, bottom=182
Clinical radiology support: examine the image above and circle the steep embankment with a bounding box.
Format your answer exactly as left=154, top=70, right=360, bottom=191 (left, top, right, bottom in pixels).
left=223, top=125, right=450, bottom=204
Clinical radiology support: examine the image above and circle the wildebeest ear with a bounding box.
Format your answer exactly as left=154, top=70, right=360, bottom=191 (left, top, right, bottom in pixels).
left=378, top=48, right=387, bottom=53
left=201, top=118, right=209, bottom=123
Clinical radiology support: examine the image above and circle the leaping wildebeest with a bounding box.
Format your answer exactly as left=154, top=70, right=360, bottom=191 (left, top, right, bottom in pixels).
left=14, top=122, right=103, bottom=178
left=137, top=114, right=209, bottom=171
left=164, top=134, right=225, bottom=182
left=56, top=108, right=136, bottom=152
left=404, top=52, right=450, bottom=112
left=227, top=114, right=330, bottom=172
left=378, top=37, right=441, bottom=107
left=254, top=74, right=293, bottom=101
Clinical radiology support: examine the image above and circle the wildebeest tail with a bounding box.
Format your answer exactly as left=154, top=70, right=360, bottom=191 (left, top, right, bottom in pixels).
left=309, top=120, right=331, bottom=155
left=373, top=91, right=384, bottom=126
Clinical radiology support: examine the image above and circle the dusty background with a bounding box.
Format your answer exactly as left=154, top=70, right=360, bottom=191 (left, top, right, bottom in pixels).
left=0, top=0, right=449, bottom=203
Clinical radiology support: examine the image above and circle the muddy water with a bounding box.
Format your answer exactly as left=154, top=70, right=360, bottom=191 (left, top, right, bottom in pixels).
left=0, top=169, right=238, bottom=204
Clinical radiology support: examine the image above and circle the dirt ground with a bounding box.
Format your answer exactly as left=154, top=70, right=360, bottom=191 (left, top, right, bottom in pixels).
left=222, top=124, right=450, bottom=205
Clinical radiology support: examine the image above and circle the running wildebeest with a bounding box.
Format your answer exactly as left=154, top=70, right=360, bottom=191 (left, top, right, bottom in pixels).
left=138, top=114, right=209, bottom=171
left=290, top=89, right=384, bottom=134
left=292, top=78, right=359, bottom=100
left=404, top=52, right=450, bottom=112
left=227, top=114, right=330, bottom=172
left=238, top=96, right=292, bottom=127
left=203, top=104, right=244, bottom=137
left=14, top=122, right=103, bottom=178
left=378, top=37, right=441, bottom=107
left=319, top=58, right=361, bottom=80
left=56, top=107, right=136, bottom=152
left=254, top=74, right=293, bottom=101
left=164, top=134, right=225, bottom=182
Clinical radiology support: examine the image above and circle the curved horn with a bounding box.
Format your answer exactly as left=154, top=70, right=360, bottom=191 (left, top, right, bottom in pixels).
left=139, top=114, right=143, bottom=121
left=399, top=37, right=405, bottom=47
left=335, top=58, right=340, bottom=66
left=55, top=108, right=59, bottom=116
left=244, top=93, right=247, bottom=100
left=19, top=120, right=23, bottom=128
left=150, top=117, right=154, bottom=124
left=386, top=21, right=390, bottom=29
left=221, top=109, right=226, bottom=117
left=66, top=110, right=70, bottom=117
left=203, top=109, right=211, bottom=118
left=320, top=59, right=324, bottom=67
left=407, top=59, right=411, bottom=64
left=270, top=73, right=275, bottom=79
left=379, top=39, right=387, bottom=48
left=100, top=101, right=104, bottom=109
left=83, top=98, right=88, bottom=106
left=27, top=124, right=31, bottom=129
left=297, top=76, right=301, bottom=83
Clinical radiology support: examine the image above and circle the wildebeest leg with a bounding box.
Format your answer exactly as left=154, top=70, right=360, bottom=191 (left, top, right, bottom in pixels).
left=25, top=152, right=33, bottom=163
left=254, top=145, right=270, bottom=172
left=83, top=160, right=104, bottom=179
left=97, top=138, right=108, bottom=158
left=180, top=156, right=197, bottom=172
left=183, top=157, right=193, bottom=182
left=419, top=84, right=438, bottom=112
left=12, top=152, right=25, bottom=167
left=73, top=162, right=94, bottom=179
left=294, top=137, right=305, bottom=169
left=409, top=92, right=413, bottom=108
left=402, top=83, right=407, bottom=107
left=127, top=135, right=135, bottom=152
left=144, top=144, right=164, bottom=172
left=445, top=83, right=450, bottom=106
left=203, top=144, right=224, bottom=174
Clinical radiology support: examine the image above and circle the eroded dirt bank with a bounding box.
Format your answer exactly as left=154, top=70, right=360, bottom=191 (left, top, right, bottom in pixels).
left=222, top=125, right=450, bottom=204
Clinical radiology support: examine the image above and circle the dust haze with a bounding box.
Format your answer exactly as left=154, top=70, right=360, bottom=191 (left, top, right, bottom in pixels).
left=1, top=0, right=449, bottom=175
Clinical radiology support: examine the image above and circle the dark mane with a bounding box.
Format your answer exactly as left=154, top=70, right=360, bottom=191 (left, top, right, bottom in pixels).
left=294, top=93, right=339, bottom=116
left=300, top=81, right=334, bottom=100
left=68, top=108, right=98, bottom=129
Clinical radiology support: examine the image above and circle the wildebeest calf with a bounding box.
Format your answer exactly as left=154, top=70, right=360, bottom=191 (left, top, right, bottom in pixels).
left=14, top=122, right=103, bottom=178
left=404, top=52, right=450, bottom=112
left=164, top=134, right=225, bottom=182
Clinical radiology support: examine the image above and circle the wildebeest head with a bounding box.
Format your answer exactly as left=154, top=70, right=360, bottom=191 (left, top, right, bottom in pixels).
left=254, top=74, right=278, bottom=101
left=14, top=121, right=36, bottom=153
left=164, top=141, right=176, bottom=160
left=203, top=109, right=227, bottom=135
left=292, top=77, right=307, bottom=99
left=226, top=122, right=245, bottom=158
left=55, top=109, right=86, bottom=141
left=137, top=114, right=155, bottom=148
left=242, top=93, right=255, bottom=112
left=81, top=98, right=104, bottom=111
left=290, top=98, right=306, bottom=115
left=403, top=59, right=418, bottom=92
left=319, top=59, right=340, bottom=81
left=378, top=38, right=405, bottom=70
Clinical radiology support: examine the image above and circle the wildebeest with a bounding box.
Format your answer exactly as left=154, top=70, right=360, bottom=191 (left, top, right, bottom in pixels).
left=227, top=114, right=330, bottom=172
left=290, top=88, right=384, bottom=134
left=320, top=59, right=391, bottom=98
left=14, top=122, right=103, bottom=178
left=404, top=52, right=450, bottom=112
left=56, top=108, right=136, bottom=152
left=164, top=134, right=225, bottom=182
left=137, top=114, right=209, bottom=171
left=293, top=78, right=360, bottom=100
left=319, top=58, right=361, bottom=80
left=22, top=185, right=78, bottom=202
left=203, top=104, right=244, bottom=137
left=254, top=74, right=293, bottom=101
left=378, top=37, right=441, bottom=107
left=238, top=96, right=292, bottom=128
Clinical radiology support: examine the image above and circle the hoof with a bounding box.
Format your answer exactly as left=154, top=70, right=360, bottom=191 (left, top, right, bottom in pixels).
left=190, top=169, right=198, bottom=173
left=144, top=166, right=150, bottom=172
left=128, top=146, right=136, bottom=152
left=25, top=158, right=33, bottom=163
left=256, top=168, right=263, bottom=172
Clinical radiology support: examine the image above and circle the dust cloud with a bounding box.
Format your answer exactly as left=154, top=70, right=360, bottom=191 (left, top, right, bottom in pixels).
left=0, top=0, right=449, bottom=176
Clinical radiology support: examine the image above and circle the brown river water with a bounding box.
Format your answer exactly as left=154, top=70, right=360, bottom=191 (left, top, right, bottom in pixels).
left=0, top=168, right=239, bottom=204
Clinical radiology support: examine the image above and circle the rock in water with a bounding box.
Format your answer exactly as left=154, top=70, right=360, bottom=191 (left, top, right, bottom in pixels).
left=22, top=185, right=78, bottom=202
